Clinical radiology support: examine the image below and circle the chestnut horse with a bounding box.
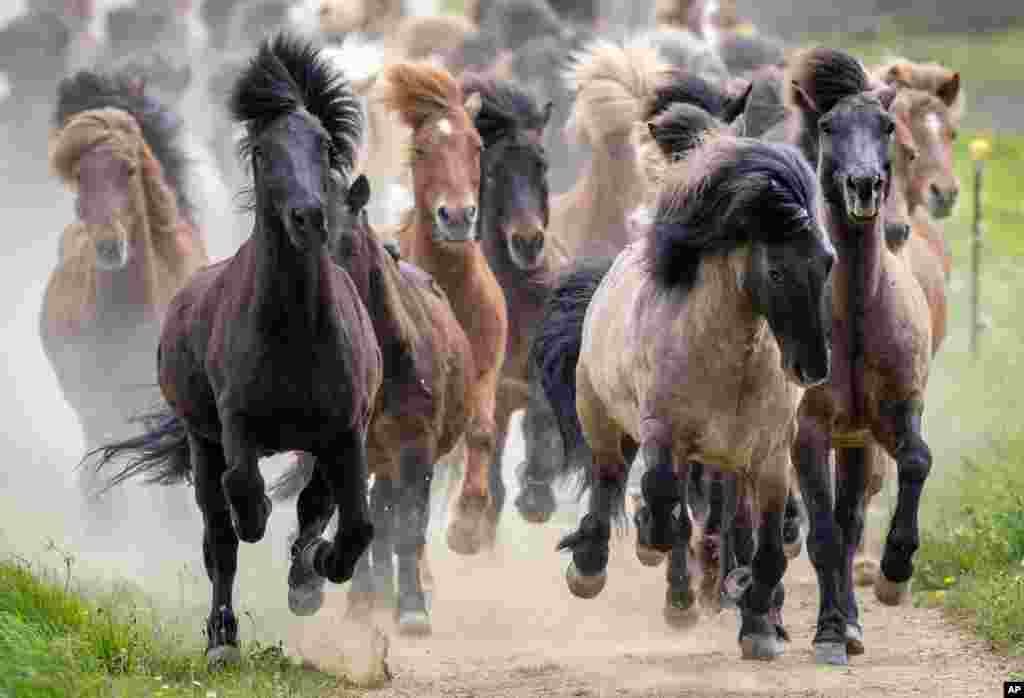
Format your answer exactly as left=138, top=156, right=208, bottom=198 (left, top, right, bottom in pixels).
left=460, top=74, right=571, bottom=526
left=784, top=47, right=934, bottom=666
left=43, top=71, right=208, bottom=531
left=380, top=61, right=509, bottom=554
left=533, top=135, right=834, bottom=660
left=89, top=35, right=383, bottom=666
left=272, top=171, right=475, bottom=636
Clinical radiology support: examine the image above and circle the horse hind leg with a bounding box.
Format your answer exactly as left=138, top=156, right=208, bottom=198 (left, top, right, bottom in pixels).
left=875, top=400, right=932, bottom=607
left=515, top=379, right=561, bottom=524
left=853, top=442, right=888, bottom=587
left=394, top=442, right=435, bottom=636
left=189, top=431, right=242, bottom=669
left=287, top=457, right=333, bottom=617
left=219, top=415, right=271, bottom=543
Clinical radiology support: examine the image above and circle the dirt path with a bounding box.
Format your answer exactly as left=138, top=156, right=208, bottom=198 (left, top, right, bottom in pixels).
left=292, top=512, right=1021, bottom=697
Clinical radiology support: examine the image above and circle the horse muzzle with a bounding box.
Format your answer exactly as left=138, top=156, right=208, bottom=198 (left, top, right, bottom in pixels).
left=842, top=173, right=884, bottom=223
left=506, top=224, right=545, bottom=271
left=284, top=204, right=327, bottom=251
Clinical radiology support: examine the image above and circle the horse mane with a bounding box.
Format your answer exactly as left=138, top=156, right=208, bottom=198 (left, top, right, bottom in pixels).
left=379, top=60, right=467, bottom=132
left=645, top=134, right=817, bottom=292
left=54, top=70, right=196, bottom=223
left=873, top=56, right=964, bottom=126
left=461, top=73, right=550, bottom=147
left=230, top=33, right=362, bottom=177
left=648, top=102, right=721, bottom=159
left=785, top=46, right=870, bottom=118
left=564, top=38, right=670, bottom=145
left=645, top=69, right=732, bottom=121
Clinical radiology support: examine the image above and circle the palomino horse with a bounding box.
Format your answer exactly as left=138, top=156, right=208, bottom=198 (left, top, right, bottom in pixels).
left=872, top=57, right=964, bottom=131
left=89, top=35, right=383, bottom=666
left=784, top=47, right=934, bottom=666
left=272, top=171, right=475, bottom=636
left=43, top=71, right=208, bottom=531
left=550, top=39, right=671, bottom=259
left=853, top=86, right=959, bottom=588
left=459, top=74, right=570, bottom=526
left=380, top=61, right=509, bottom=554
left=533, top=135, right=834, bottom=660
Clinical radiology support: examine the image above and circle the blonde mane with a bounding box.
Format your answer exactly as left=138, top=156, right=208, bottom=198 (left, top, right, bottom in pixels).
left=44, top=107, right=207, bottom=335
left=872, top=56, right=964, bottom=126
left=564, top=39, right=672, bottom=146
left=379, top=61, right=468, bottom=132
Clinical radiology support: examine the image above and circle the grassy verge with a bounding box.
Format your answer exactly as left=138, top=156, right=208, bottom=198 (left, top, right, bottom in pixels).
left=0, top=552, right=363, bottom=698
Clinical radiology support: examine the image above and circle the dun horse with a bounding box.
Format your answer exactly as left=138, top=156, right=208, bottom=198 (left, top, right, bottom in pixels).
left=88, top=35, right=383, bottom=666
left=784, top=47, right=934, bottom=666
left=533, top=135, right=834, bottom=660
left=43, top=71, right=208, bottom=530
left=380, top=61, right=509, bottom=553
left=460, top=74, right=570, bottom=525
left=273, top=170, right=475, bottom=636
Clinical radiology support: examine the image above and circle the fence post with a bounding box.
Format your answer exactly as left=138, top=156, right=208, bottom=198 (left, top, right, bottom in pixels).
left=969, top=138, right=991, bottom=359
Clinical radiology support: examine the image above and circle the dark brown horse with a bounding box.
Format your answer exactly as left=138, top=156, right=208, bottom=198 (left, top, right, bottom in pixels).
left=460, top=74, right=570, bottom=526
left=273, top=171, right=476, bottom=636
left=43, top=71, right=208, bottom=531
left=784, top=47, right=934, bottom=666
left=88, top=35, right=383, bottom=666
left=380, top=61, right=509, bottom=554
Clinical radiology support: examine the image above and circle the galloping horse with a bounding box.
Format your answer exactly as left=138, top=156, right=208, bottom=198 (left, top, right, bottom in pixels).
left=533, top=135, right=834, bottom=660
left=459, top=74, right=569, bottom=526
left=273, top=170, right=476, bottom=636
left=380, top=61, right=509, bottom=554
left=43, top=71, right=209, bottom=530
left=89, top=35, right=383, bottom=666
left=784, top=47, right=934, bottom=666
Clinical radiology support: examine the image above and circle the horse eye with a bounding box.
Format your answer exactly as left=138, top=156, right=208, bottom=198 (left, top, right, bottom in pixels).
left=885, top=121, right=896, bottom=135
left=820, top=122, right=832, bottom=136
left=769, top=269, right=784, bottom=284
left=950, top=129, right=958, bottom=142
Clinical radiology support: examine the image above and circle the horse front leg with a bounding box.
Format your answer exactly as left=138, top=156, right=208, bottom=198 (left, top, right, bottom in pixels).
left=394, top=440, right=435, bottom=636
left=783, top=486, right=806, bottom=559
left=448, top=373, right=499, bottom=555
left=735, top=461, right=789, bottom=661
left=875, top=399, right=932, bottom=606
left=664, top=458, right=700, bottom=630
left=189, top=431, right=241, bottom=668
left=309, top=430, right=374, bottom=584
left=854, top=442, right=889, bottom=587
left=219, top=414, right=271, bottom=543
left=515, top=376, right=562, bottom=524
left=793, top=414, right=847, bottom=665
left=288, top=458, right=333, bottom=617
left=835, top=446, right=869, bottom=656
left=485, top=384, right=517, bottom=533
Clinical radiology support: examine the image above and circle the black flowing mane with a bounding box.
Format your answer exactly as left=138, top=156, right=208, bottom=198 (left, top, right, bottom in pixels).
left=54, top=70, right=196, bottom=222
left=461, top=74, right=551, bottom=147
left=646, top=69, right=734, bottom=121
left=645, top=136, right=817, bottom=292
left=648, top=102, right=721, bottom=160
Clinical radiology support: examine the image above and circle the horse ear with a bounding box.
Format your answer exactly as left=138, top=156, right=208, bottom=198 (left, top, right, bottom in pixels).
left=884, top=62, right=913, bottom=86
left=722, top=81, right=753, bottom=125
left=464, top=91, right=483, bottom=120
left=541, top=101, right=554, bottom=129
left=937, top=72, right=960, bottom=107
left=347, top=174, right=371, bottom=213
left=789, top=81, right=819, bottom=118
left=875, top=85, right=899, bottom=111
left=647, top=122, right=660, bottom=140
left=352, top=73, right=378, bottom=96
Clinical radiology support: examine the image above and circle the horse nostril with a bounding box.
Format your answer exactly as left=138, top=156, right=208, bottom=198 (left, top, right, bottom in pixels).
left=846, top=174, right=856, bottom=190
left=466, top=206, right=477, bottom=222
left=437, top=206, right=450, bottom=224
left=873, top=175, right=884, bottom=191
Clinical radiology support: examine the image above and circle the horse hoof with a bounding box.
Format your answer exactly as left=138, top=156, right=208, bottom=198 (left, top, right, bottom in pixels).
left=636, top=542, right=667, bottom=567
left=663, top=600, right=701, bottom=630
left=813, top=641, right=849, bottom=666
left=515, top=483, right=557, bottom=524
left=740, top=632, right=785, bottom=661
left=206, top=644, right=242, bottom=670
left=446, top=521, right=482, bottom=556
left=397, top=610, right=432, bottom=636
left=783, top=522, right=805, bottom=560
left=229, top=495, right=272, bottom=544
left=565, top=560, right=606, bottom=599
left=721, top=566, right=753, bottom=608
left=854, top=558, right=880, bottom=587
left=845, top=623, right=865, bottom=656
left=288, top=580, right=325, bottom=617
left=875, top=574, right=911, bottom=606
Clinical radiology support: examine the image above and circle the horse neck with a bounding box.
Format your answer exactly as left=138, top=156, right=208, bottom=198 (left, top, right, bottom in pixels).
left=578, top=131, right=645, bottom=249
left=688, top=251, right=764, bottom=347
left=252, top=211, right=326, bottom=334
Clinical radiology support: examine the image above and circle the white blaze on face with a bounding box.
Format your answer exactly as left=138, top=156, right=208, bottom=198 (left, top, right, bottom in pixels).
left=437, top=118, right=452, bottom=138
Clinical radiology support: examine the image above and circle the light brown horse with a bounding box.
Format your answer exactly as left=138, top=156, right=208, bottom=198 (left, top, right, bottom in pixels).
left=871, top=57, right=963, bottom=129
left=380, top=61, right=509, bottom=554
left=42, top=74, right=208, bottom=531
left=549, top=39, right=671, bottom=259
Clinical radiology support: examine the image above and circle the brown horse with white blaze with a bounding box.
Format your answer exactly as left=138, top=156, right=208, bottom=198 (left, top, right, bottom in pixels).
left=380, top=61, right=509, bottom=554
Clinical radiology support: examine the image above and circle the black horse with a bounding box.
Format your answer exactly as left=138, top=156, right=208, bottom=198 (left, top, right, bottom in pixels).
left=88, top=34, right=383, bottom=667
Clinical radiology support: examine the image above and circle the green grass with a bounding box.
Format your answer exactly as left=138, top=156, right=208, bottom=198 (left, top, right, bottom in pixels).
left=0, top=553, right=364, bottom=698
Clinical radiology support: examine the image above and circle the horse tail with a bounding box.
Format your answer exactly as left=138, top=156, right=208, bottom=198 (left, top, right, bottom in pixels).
left=268, top=453, right=317, bottom=502
left=529, top=257, right=615, bottom=486
left=563, top=38, right=669, bottom=146
left=85, top=408, right=191, bottom=491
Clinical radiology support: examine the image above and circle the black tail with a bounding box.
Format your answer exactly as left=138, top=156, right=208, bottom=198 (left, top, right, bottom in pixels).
left=83, top=408, right=191, bottom=492
left=528, top=257, right=615, bottom=490
left=268, top=453, right=316, bottom=501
